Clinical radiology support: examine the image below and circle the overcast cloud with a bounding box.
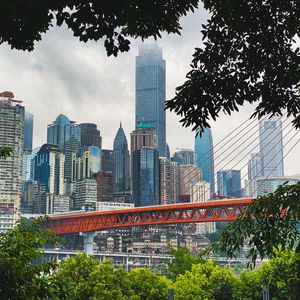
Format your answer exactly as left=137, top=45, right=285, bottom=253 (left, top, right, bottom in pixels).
left=0, top=6, right=299, bottom=180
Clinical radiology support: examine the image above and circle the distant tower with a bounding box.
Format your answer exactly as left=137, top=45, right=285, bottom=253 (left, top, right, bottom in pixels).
left=194, top=128, right=215, bottom=195
left=172, top=149, right=196, bottom=165
left=47, top=114, right=81, bottom=183
left=217, top=170, right=242, bottom=198
left=113, top=123, right=130, bottom=192
left=0, top=91, right=24, bottom=231
left=259, top=117, right=284, bottom=177
left=132, top=148, right=159, bottom=207
left=80, top=123, right=102, bottom=149
left=23, top=111, right=34, bottom=182
left=135, top=43, right=166, bottom=156
left=34, top=144, right=65, bottom=194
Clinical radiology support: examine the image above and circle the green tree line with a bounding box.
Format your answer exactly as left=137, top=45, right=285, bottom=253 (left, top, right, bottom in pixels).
left=1, top=218, right=299, bottom=300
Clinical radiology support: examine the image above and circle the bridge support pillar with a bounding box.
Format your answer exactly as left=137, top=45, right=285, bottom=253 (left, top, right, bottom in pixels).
left=80, top=231, right=97, bottom=255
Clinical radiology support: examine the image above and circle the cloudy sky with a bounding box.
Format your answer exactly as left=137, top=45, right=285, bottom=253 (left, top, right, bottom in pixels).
left=0, top=5, right=299, bottom=180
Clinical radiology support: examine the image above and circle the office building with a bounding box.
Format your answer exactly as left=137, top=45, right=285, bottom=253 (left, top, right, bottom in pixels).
left=0, top=91, right=24, bottom=231
left=101, top=149, right=114, bottom=173
left=71, top=146, right=101, bottom=181
left=217, top=170, right=242, bottom=198
left=22, top=112, right=34, bottom=182
left=255, top=176, right=299, bottom=196
left=80, top=123, right=102, bottom=148
left=132, top=148, right=159, bottom=206
left=113, top=123, right=130, bottom=192
left=74, top=178, right=97, bottom=210
left=33, top=144, right=65, bottom=195
left=245, top=153, right=263, bottom=196
left=170, top=161, right=179, bottom=203
left=172, top=149, right=196, bottom=166
left=259, top=117, right=284, bottom=177
left=47, top=114, right=81, bottom=183
left=135, top=43, right=166, bottom=156
left=194, top=128, right=215, bottom=195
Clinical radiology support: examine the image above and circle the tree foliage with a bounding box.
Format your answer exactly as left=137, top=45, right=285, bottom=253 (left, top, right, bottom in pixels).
left=166, top=246, right=205, bottom=280
left=233, top=249, right=300, bottom=300
left=0, top=217, right=58, bottom=300
left=173, top=261, right=236, bottom=300
left=166, top=0, right=300, bottom=133
left=0, top=1, right=299, bottom=131
left=215, top=182, right=300, bottom=265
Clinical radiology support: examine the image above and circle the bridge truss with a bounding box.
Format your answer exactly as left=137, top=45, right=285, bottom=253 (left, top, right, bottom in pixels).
left=44, top=198, right=252, bottom=234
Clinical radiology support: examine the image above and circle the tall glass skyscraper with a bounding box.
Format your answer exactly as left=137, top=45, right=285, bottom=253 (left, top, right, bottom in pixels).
left=194, top=128, right=215, bottom=195
left=135, top=43, right=166, bottom=156
left=47, top=114, right=81, bottom=183
left=259, top=117, right=284, bottom=177
left=132, top=148, right=159, bottom=207
left=80, top=123, right=102, bottom=149
left=113, top=123, right=130, bottom=192
left=24, top=111, right=33, bottom=151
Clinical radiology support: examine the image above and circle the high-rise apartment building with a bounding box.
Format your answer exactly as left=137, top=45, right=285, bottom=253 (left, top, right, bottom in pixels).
left=34, top=144, right=65, bottom=195
left=113, top=123, right=130, bottom=193
left=191, top=181, right=216, bottom=235
left=47, top=114, right=81, bottom=183
left=194, top=128, right=215, bottom=195
left=135, top=43, right=166, bottom=156
left=80, top=123, right=102, bottom=148
left=259, top=118, right=284, bottom=177
left=132, top=148, right=159, bottom=207
left=179, top=165, right=202, bottom=196
left=159, top=157, right=179, bottom=205
left=95, top=171, right=114, bottom=202
left=0, top=91, right=24, bottom=231
left=217, top=170, right=242, bottom=198
left=71, top=146, right=101, bottom=181
left=74, top=178, right=97, bottom=210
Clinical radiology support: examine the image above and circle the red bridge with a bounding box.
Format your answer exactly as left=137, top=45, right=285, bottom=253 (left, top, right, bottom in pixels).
left=44, top=198, right=252, bottom=234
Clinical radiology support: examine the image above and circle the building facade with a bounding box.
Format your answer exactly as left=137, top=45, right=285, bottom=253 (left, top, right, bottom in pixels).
left=0, top=91, right=25, bottom=231
left=47, top=114, right=81, bottom=183
left=101, top=149, right=114, bottom=173
left=217, top=170, right=242, bottom=198
left=95, top=171, right=114, bottom=202
left=132, top=148, right=159, bottom=207
left=259, top=117, right=284, bottom=177
left=80, top=123, right=102, bottom=148
left=74, top=178, right=97, bottom=210
left=71, top=146, right=101, bottom=181
left=179, top=165, right=202, bottom=196
left=172, top=149, right=196, bottom=166
left=113, top=123, right=130, bottom=193
left=135, top=43, right=166, bottom=156
left=33, top=144, right=65, bottom=195
left=194, top=128, right=215, bottom=195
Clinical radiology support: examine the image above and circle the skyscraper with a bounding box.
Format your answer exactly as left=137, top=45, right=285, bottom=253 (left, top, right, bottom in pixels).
left=172, top=149, right=196, bottom=166
left=47, top=114, right=81, bottom=183
left=194, top=128, right=215, bottom=195
left=22, top=111, right=34, bottom=182
left=34, top=144, right=65, bottom=194
left=259, top=117, right=284, bottom=177
left=217, top=170, right=242, bottom=198
left=132, top=148, right=159, bottom=206
left=80, top=123, right=102, bottom=149
left=113, top=123, right=130, bottom=192
left=101, top=149, right=114, bottom=173
left=135, top=43, right=166, bottom=156
left=0, top=91, right=24, bottom=231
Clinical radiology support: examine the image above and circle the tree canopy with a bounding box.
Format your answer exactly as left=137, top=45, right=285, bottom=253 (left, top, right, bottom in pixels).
left=0, top=1, right=299, bottom=132
left=215, top=182, right=300, bottom=265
